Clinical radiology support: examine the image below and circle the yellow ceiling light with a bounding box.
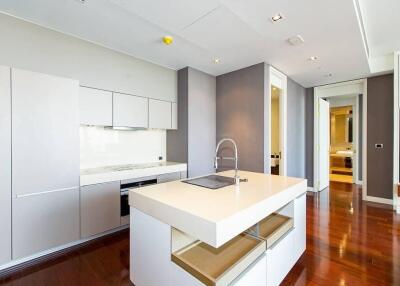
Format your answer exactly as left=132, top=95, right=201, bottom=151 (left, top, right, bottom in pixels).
left=162, top=36, right=174, bottom=45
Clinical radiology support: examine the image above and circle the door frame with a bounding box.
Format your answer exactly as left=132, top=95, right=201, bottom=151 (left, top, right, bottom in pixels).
left=313, top=79, right=367, bottom=199
left=394, top=51, right=400, bottom=213
left=268, top=66, right=287, bottom=175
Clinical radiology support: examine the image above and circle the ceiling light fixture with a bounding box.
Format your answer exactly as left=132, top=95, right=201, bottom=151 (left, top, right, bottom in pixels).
left=75, top=0, right=87, bottom=4
left=324, top=73, right=332, bottom=77
left=213, top=58, right=220, bottom=64
left=308, top=56, right=318, bottom=61
left=271, top=13, right=284, bottom=23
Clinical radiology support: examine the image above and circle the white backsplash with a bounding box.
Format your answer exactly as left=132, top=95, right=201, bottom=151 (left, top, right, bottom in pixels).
left=80, top=126, right=166, bottom=169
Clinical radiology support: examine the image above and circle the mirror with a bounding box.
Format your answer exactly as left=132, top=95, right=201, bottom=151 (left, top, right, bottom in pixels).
left=330, top=106, right=353, bottom=145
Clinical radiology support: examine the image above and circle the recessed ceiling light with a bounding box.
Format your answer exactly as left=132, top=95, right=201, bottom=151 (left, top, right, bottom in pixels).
left=324, top=73, right=332, bottom=77
left=271, top=13, right=284, bottom=23
left=213, top=58, right=220, bottom=64
left=75, top=0, right=87, bottom=4
left=308, top=56, right=318, bottom=61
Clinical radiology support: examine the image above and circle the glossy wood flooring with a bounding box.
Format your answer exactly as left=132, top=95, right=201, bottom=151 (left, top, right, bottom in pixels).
left=1, top=182, right=399, bottom=286
left=282, top=182, right=400, bottom=286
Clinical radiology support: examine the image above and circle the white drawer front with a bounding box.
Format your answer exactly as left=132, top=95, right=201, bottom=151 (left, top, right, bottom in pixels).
left=266, top=230, right=294, bottom=286
left=233, top=255, right=267, bottom=286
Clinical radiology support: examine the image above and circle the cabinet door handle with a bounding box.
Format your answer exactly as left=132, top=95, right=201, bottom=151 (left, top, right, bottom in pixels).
left=15, top=186, right=78, bottom=198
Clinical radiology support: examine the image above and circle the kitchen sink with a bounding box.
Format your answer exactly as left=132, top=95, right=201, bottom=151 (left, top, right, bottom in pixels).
left=182, top=175, right=235, bottom=190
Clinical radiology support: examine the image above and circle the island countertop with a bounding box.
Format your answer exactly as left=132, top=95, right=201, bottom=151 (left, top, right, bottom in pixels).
left=130, top=170, right=307, bottom=247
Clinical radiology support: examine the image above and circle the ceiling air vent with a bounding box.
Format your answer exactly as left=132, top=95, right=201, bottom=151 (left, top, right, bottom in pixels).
left=287, top=35, right=305, bottom=46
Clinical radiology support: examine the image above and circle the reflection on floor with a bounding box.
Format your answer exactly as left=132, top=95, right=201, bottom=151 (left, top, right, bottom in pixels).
left=1, top=183, right=399, bottom=286
left=330, top=173, right=353, bottom=183
left=282, top=182, right=400, bottom=285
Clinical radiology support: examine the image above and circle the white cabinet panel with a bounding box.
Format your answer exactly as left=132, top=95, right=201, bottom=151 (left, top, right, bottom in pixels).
left=293, top=194, right=306, bottom=263
left=113, top=93, right=148, bottom=128
left=171, top=102, right=178, bottom=130
left=12, top=188, right=80, bottom=259
left=149, top=99, right=172, bottom=129
left=79, top=86, right=112, bottom=126
left=11, top=68, right=80, bottom=196
left=80, top=181, right=121, bottom=238
left=0, top=66, right=11, bottom=264
left=266, top=230, right=294, bottom=286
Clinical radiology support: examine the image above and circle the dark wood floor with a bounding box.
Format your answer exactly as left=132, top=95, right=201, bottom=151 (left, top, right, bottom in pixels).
left=1, top=182, right=399, bottom=286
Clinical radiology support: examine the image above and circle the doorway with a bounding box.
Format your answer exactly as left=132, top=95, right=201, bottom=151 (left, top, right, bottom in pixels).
left=329, top=105, right=355, bottom=184
left=271, top=85, right=281, bottom=174
left=314, top=79, right=366, bottom=194
left=269, top=66, right=287, bottom=176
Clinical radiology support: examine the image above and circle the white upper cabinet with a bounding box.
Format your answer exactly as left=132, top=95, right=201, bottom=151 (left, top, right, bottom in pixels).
left=79, top=86, right=112, bottom=126
left=149, top=99, right=172, bottom=129
left=0, top=66, right=11, bottom=265
left=171, top=102, right=178, bottom=130
left=113, top=93, right=148, bottom=128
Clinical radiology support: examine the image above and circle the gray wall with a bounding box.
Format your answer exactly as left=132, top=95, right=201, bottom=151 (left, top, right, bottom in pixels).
left=167, top=67, right=216, bottom=177
left=187, top=68, right=216, bottom=177
left=216, top=63, right=268, bottom=173
left=367, top=74, right=394, bottom=199
left=305, top=88, right=314, bottom=187
left=287, top=78, right=306, bottom=178
left=167, top=68, right=189, bottom=164
left=358, top=94, right=363, bottom=181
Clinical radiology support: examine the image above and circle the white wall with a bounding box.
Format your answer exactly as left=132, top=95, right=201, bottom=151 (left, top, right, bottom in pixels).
left=80, top=127, right=166, bottom=169
left=0, top=13, right=177, bottom=102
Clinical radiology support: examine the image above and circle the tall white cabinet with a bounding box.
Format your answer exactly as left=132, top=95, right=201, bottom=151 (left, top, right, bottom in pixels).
left=0, top=66, right=11, bottom=264
left=11, top=68, right=80, bottom=259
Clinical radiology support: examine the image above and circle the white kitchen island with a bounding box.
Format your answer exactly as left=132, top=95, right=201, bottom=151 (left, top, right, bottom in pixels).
left=129, top=170, right=307, bottom=286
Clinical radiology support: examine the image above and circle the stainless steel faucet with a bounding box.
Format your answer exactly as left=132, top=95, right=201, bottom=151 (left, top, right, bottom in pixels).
left=214, top=138, right=240, bottom=185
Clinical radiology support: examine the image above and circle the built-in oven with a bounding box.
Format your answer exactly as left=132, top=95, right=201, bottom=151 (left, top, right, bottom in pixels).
left=120, top=176, right=158, bottom=225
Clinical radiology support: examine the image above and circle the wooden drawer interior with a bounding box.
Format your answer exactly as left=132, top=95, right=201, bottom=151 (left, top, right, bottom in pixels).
left=247, top=213, right=293, bottom=248
left=171, top=233, right=265, bottom=286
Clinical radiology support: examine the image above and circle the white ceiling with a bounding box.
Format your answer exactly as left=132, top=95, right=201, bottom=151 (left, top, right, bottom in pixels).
left=358, top=0, right=400, bottom=57
left=0, top=0, right=374, bottom=87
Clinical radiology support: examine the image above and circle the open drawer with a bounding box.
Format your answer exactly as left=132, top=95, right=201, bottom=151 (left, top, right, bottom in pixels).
left=171, top=233, right=266, bottom=286
left=247, top=213, right=293, bottom=248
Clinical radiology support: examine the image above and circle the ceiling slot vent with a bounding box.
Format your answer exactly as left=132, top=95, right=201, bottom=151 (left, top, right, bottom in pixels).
left=287, top=35, right=305, bottom=46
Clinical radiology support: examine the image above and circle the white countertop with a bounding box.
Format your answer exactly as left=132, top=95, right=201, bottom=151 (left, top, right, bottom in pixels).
left=130, top=170, right=307, bottom=247
left=80, top=161, right=187, bottom=186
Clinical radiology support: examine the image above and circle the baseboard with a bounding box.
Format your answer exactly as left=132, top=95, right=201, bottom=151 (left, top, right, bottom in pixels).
left=307, top=187, right=316, bottom=192
left=0, top=225, right=129, bottom=275
left=365, top=196, right=393, bottom=205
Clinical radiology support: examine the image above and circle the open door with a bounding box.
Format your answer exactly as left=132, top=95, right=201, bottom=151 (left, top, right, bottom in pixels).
left=317, top=98, right=330, bottom=191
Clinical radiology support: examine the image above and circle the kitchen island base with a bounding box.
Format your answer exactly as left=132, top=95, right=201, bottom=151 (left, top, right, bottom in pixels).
left=130, top=192, right=306, bottom=286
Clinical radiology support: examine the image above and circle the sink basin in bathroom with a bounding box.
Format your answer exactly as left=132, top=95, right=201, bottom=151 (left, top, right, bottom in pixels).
left=336, top=150, right=353, bottom=156
left=182, top=175, right=235, bottom=190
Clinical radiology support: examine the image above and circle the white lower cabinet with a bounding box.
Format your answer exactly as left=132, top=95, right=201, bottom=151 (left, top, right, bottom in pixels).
left=266, top=230, right=295, bottom=286
left=233, top=255, right=267, bottom=286
left=12, top=188, right=80, bottom=260
left=157, top=172, right=181, bottom=183
left=80, top=181, right=120, bottom=238
left=293, top=194, right=306, bottom=264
